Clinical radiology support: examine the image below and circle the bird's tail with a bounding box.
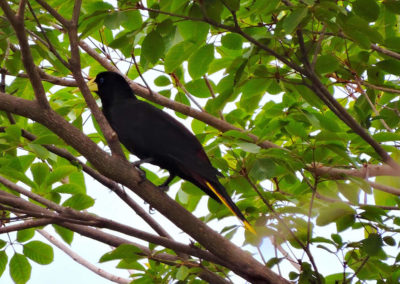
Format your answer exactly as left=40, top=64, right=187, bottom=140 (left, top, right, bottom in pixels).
left=205, top=181, right=256, bottom=235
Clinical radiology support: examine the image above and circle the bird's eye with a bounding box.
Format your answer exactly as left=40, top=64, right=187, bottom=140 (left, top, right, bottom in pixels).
left=98, top=77, right=104, bottom=84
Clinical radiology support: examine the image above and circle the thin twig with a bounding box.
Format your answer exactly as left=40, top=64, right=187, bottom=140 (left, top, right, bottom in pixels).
left=354, top=77, right=392, bottom=132
left=38, top=229, right=131, bottom=284
left=311, top=24, right=327, bottom=69
left=203, top=75, right=224, bottom=120
left=35, top=0, right=70, bottom=27
left=130, top=50, right=154, bottom=96
left=26, top=1, right=70, bottom=68
left=0, top=0, right=50, bottom=108
left=171, top=73, right=204, bottom=111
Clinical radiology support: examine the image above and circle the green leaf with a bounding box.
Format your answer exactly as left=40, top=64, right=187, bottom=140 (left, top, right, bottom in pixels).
left=289, top=271, right=299, bottom=280
left=283, top=7, right=308, bottom=34
left=45, top=166, right=77, bottom=187
left=120, top=10, right=143, bottom=30
left=373, top=132, right=400, bottom=142
left=293, top=85, right=323, bottom=108
left=53, top=183, right=85, bottom=194
left=266, top=257, right=283, bottom=268
left=32, top=135, right=63, bottom=145
left=221, top=33, right=243, bottom=50
left=362, top=233, right=383, bottom=256
left=331, top=233, right=342, bottom=245
left=0, top=251, right=7, bottom=277
left=17, top=228, right=35, bottom=243
left=141, top=31, right=164, bottom=65
left=53, top=224, right=74, bottom=245
left=224, top=0, right=240, bottom=11
left=285, top=121, right=308, bottom=139
left=104, top=10, right=142, bottom=30
left=383, top=236, right=396, bottom=246
left=315, top=55, right=340, bottom=74
left=117, top=258, right=145, bottom=270
left=177, top=5, right=209, bottom=42
left=185, top=79, right=210, bottom=98
left=176, top=265, right=189, bottom=281
left=23, top=241, right=54, bottom=265
left=325, top=273, right=351, bottom=283
left=249, top=158, right=277, bottom=180
left=27, top=143, right=49, bottom=160
left=222, top=130, right=253, bottom=142
left=182, top=181, right=203, bottom=196
left=336, top=214, right=355, bottom=232
left=337, top=182, right=359, bottom=204
left=344, top=29, right=371, bottom=49
left=5, top=125, right=21, bottom=142
left=236, top=142, right=261, bottom=153
left=10, top=253, right=31, bottom=284
left=384, top=0, right=400, bottom=14
left=374, top=175, right=400, bottom=206
left=31, top=163, right=50, bottom=187
left=353, top=0, right=380, bottom=22
left=62, top=194, right=95, bottom=210
left=376, top=59, right=400, bottom=75
left=177, top=20, right=209, bottom=43
left=241, top=78, right=270, bottom=97
left=0, top=168, right=36, bottom=188
left=316, top=203, right=355, bottom=226
left=188, top=44, right=214, bottom=79
left=154, top=75, right=171, bottom=87
left=165, top=41, right=196, bottom=73
left=99, top=244, right=142, bottom=262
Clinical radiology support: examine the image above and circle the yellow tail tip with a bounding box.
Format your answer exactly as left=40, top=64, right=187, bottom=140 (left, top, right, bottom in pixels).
left=244, top=221, right=257, bottom=235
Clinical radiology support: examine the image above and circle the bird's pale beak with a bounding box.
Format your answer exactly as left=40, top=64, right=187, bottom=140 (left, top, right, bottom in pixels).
left=87, top=77, right=98, bottom=92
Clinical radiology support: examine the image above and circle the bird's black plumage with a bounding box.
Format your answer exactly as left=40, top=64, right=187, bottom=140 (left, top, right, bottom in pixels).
left=91, top=71, right=254, bottom=233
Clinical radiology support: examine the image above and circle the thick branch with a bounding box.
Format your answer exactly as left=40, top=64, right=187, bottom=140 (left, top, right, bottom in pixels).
left=0, top=101, right=282, bottom=282
left=310, top=164, right=400, bottom=179
left=68, top=23, right=124, bottom=157
left=1, top=125, right=171, bottom=238
left=0, top=218, right=52, bottom=234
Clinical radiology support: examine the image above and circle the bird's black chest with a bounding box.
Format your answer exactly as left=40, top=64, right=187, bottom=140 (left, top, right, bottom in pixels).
left=102, top=103, right=158, bottom=159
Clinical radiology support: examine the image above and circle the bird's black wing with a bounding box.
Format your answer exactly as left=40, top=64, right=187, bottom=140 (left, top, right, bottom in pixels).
left=105, top=99, right=220, bottom=180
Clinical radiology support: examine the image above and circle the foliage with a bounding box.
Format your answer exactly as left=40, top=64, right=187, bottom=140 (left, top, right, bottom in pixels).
left=0, top=0, right=400, bottom=283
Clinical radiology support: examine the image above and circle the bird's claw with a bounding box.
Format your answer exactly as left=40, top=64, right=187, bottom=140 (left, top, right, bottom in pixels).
left=135, top=167, right=146, bottom=183
left=132, top=157, right=153, bottom=167
left=158, top=185, right=169, bottom=192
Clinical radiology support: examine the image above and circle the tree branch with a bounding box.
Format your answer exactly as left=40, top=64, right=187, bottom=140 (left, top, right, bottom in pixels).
left=309, top=164, right=400, bottom=179
left=0, top=218, right=53, bottom=234
left=61, top=223, right=231, bottom=283
left=0, top=1, right=49, bottom=108
left=67, top=19, right=125, bottom=158
left=0, top=122, right=280, bottom=282
left=38, top=229, right=131, bottom=284
left=0, top=125, right=172, bottom=238
left=34, top=0, right=70, bottom=27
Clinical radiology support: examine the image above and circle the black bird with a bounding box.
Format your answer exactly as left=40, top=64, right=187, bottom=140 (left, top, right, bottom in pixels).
left=88, top=71, right=255, bottom=233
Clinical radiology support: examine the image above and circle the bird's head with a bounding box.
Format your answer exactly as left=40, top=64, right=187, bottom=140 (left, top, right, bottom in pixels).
left=87, top=71, right=135, bottom=105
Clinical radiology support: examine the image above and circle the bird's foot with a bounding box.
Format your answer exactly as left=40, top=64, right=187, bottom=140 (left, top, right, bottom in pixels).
left=131, top=157, right=153, bottom=167
left=158, top=185, right=169, bottom=192
left=135, top=167, right=146, bottom=183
